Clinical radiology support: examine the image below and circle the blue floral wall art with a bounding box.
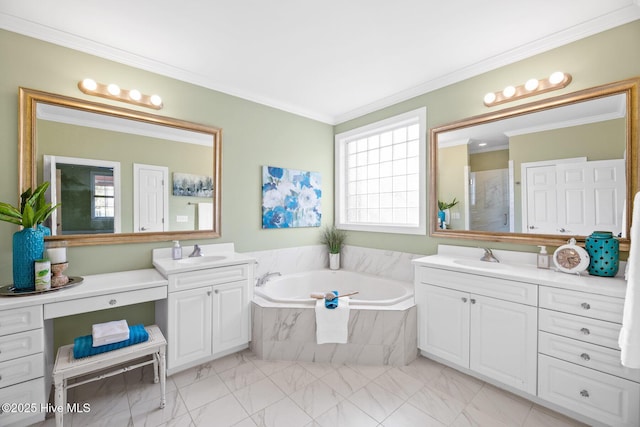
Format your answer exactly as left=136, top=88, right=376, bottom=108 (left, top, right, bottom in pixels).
left=262, top=166, right=322, bottom=228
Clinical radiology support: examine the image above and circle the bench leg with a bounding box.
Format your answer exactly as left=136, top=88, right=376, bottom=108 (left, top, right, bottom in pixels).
left=153, top=356, right=159, bottom=384
left=158, top=348, right=166, bottom=409
left=54, top=378, right=65, bottom=427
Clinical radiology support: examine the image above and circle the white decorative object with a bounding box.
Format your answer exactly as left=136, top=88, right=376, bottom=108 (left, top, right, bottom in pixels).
left=329, top=253, right=340, bottom=270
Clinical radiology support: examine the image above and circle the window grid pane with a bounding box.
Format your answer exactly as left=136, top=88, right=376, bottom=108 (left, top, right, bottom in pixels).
left=344, top=121, right=420, bottom=227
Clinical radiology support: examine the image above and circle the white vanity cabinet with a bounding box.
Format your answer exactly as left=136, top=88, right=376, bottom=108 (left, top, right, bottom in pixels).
left=538, top=286, right=640, bottom=427
left=0, top=305, right=46, bottom=427
left=415, top=266, right=538, bottom=394
left=158, top=263, right=252, bottom=375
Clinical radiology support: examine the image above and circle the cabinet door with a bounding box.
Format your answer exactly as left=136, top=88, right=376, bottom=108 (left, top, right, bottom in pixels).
left=212, top=280, right=249, bottom=355
left=168, top=287, right=212, bottom=370
left=418, top=284, right=470, bottom=368
left=470, top=295, right=537, bottom=394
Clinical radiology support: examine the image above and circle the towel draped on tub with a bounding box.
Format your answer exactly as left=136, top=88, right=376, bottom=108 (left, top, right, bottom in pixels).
left=315, top=294, right=350, bottom=344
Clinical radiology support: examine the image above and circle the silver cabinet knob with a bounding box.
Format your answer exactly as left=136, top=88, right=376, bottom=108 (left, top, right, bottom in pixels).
left=558, top=228, right=567, bottom=232
left=581, top=302, right=591, bottom=310
left=207, top=290, right=212, bottom=296
left=214, top=289, right=219, bottom=294
left=461, top=297, right=468, bottom=303
left=580, top=328, right=590, bottom=335
left=580, top=353, right=591, bottom=361
left=529, top=225, right=536, bottom=229
left=109, top=299, right=117, bottom=305
left=580, top=389, right=589, bottom=398
left=470, top=298, right=476, bottom=304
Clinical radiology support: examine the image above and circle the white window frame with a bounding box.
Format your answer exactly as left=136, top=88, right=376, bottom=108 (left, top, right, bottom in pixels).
left=335, top=107, right=427, bottom=234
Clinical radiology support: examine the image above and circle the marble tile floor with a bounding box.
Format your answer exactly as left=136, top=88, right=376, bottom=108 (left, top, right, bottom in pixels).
left=34, top=350, right=588, bottom=427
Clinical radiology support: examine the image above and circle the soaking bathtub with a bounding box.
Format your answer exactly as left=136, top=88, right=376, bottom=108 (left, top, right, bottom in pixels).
left=251, top=269, right=417, bottom=365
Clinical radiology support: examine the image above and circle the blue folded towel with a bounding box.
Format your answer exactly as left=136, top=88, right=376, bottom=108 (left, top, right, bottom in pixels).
left=73, top=324, right=149, bottom=359
left=325, top=290, right=339, bottom=309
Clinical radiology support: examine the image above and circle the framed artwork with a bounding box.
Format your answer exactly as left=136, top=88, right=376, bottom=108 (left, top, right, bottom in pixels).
left=262, top=166, right=321, bottom=228
left=173, top=172, right=213, bottom=197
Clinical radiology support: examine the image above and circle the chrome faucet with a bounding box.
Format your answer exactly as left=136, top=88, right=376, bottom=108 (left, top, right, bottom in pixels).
left=480, top=248, right=500, bottom=263
left=188, top=244, right=202, bottom=257
left=256, top=272, right=281, bottom=287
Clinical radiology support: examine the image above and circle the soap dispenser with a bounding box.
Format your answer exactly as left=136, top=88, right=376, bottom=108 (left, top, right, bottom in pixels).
left=172, top=241, right=182, bottom=260
left=537, top=245, right=551, bottom=269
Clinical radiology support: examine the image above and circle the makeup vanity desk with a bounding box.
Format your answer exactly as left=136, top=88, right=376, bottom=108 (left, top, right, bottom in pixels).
left=0, top=269, right=168, bottom=427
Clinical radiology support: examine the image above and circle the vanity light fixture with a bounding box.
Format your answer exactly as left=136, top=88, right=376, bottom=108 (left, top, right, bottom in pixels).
left=78, top=78, right=163, bottom=110
left=483, top=72, right=572, bottom=107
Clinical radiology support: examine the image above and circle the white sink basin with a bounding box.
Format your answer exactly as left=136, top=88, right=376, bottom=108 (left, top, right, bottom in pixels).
left=453, top=259, right=512, bottom=270
left=177, top=255, right=227, bottom=264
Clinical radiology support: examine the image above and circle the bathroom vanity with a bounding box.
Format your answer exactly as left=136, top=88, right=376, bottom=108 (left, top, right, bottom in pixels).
left=153, top=243, right=255, bottom=375
left=414, top=245, right=638, bottom=427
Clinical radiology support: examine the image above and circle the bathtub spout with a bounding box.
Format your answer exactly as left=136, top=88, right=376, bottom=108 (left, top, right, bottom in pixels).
left=256, top=272, right=281, bottom=287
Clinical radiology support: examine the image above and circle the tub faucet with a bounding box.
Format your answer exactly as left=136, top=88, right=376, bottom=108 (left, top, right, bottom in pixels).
left=256, top=272, right=281, bottom=287
left=480, top=248, right=499, bottom=263
left=189, top=244, right=202, bottom=257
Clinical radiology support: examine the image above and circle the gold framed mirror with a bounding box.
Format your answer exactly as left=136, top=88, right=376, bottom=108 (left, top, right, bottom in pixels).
left=19, top=87, right=222, bottom=246
left=430, top=77, right=639, bottom=250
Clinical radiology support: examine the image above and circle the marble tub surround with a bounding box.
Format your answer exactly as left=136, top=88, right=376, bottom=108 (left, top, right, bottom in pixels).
left=251, top=302, right=417, bottom=366
left=246, top=244, right=421, bottom=283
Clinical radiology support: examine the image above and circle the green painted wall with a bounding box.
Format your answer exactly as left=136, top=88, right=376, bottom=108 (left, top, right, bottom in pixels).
left=0, top=29, right=333, bottom=348
left=334, top=19, right=640, bottom=254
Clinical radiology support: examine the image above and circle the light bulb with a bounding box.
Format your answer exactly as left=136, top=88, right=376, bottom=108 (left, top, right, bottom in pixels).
left=107, top=83, right=121, bottom=96
left=81, top=78, right=97, bottom=91
left=549, top=71, right=565, bottom=85
left=150, top=94, right=162, bottom=106
left=502, top=86, right=516, bottom=98
left=483, top=92, right=496, bottom=104
left=129, top=89, right=142, bottom=101
left=525, top=78, right=539, bottom=91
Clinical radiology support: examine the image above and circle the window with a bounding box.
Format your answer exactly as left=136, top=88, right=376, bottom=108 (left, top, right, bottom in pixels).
left=91, top=172, right=115, bottom=219
left=335, top=107, right=426, bottom=234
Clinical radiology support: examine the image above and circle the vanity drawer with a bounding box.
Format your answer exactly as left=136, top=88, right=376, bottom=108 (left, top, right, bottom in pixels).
left=0, top=377, right=45, bottom=425
left=539, top=332, right=640, bottom=383
left=539, top=355, right=640, bottom=427
left=539, top=286, right=624, bottom=323
left=0, top=305, right=42, bottom=336
left=539, top=308, right=620, bottom=349
left=169, top=264, right=249, bottom=292
left=418, top=267, right=537, bottom=305
left=0, top=329, right=44, bottom=363
left=44, top=286, right=167, bottom=319
left=0, top=353, right=43, bottom=389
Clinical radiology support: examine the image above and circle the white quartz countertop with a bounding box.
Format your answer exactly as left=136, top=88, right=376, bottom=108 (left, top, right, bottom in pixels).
left=0, top=268, right=168, bottom=310
left=152, top=243, right=255, bottom=277
left=413, top=245, right=627, bottom=299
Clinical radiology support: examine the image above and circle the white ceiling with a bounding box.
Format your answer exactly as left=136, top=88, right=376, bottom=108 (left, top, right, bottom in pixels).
left=2, top=1, right=639, bottom=124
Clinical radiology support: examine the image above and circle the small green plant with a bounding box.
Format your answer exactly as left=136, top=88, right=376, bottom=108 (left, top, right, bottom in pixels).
left=0, top=182, right=59, bottom=229
left=438, top=198, right=459, bottom=211
left=320, top=225, right=347, bottom=254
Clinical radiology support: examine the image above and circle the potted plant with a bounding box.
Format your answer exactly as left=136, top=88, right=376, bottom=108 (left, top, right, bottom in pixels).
left=0, top=182, right=59, bottom=290
left=320, top=225, right=347, bottom=270
left=437, top=198, right=458, bottom=229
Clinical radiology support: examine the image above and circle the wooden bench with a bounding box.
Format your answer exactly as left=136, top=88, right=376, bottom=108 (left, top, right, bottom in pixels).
left=52, top=324, right=166, bottom=427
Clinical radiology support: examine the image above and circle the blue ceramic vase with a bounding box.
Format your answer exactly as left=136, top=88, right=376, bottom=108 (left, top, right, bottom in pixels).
left=438, top=210, right=446, bottom=228
left=585, top=231, right=619, bottom=277
left=13, top=227, right=45, bottom=290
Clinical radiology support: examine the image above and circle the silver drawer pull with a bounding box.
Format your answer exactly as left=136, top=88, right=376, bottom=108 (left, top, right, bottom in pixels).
left=581, top=302, right=591, bottom=310
left=580, top=353, right=591, bottom=361
left=109, top=299, right=117, bottom=306
left=461, top=297, right=468, bottom=303
left=580, top=389, right=589, bottom=398
left=580, top=327, right=590, bottom=335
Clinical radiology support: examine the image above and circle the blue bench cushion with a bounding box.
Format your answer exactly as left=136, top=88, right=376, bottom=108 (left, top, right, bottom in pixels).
left=73, top=324, right=149, bottom=359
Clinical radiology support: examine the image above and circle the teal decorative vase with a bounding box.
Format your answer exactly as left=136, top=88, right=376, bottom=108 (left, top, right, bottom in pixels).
left=438, top=210, right=446, bottom=228
left=13, top=227, right=45, bottom=290
left=585, top=231, right=619, bottom=277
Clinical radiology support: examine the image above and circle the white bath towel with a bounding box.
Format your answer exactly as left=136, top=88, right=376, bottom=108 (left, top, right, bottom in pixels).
left=315, top=297, right=350, bottom=344
left=92, top=319, right=130, bottom=347
left=198, top=202, right=213, bottom=230
left=619, top=191, right=640, bottom=368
